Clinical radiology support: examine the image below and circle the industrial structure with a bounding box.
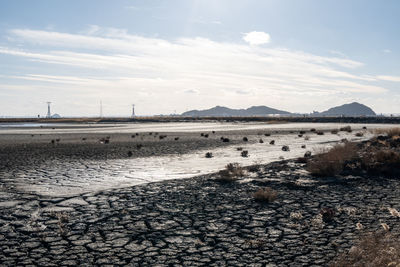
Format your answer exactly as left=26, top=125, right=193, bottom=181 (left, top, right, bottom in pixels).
left=46, top=102, right=51, bottom=118
left=132, top=104, right=135, bottom=117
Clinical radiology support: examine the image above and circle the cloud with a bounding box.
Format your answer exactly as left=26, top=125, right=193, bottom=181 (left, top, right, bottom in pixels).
left=184, top=89, right=199, bottom=94
left=0, top=27, right=395, bottom=115
left=235, top=89, right=251, bottom=95
left=191, top=18, right=222, bottom=25
left=377, top=75, right=400, bottom=82
left=383, top=49, right=392, bottom=53
left=243, top=31, right=271, bottom=45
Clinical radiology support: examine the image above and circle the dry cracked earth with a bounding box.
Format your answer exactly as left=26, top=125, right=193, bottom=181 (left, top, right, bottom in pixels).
left=1, top=160, right=400, bottom=266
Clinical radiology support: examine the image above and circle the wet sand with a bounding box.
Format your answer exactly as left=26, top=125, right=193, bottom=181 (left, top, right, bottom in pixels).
left=1, top=124, right=399, bottom=265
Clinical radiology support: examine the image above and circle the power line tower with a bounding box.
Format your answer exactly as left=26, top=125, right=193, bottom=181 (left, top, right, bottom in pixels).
left=46, top=102, right=52, bottom=118
left=131, top=104, right=135, bottom=118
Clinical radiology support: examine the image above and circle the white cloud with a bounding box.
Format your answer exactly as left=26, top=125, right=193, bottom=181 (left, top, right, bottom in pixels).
left=184, top=89, right=199, bottom=94
left=191, top=18, right=222, bottom=25
left=377, top=75, right=400, bottom=82
left=0, top=27, right=395, bottom=115
left=383, top=49, right=392, bottom=53
left=235, top=89, right=251, bottom=95
left=243, top=31, right=271, bottom=45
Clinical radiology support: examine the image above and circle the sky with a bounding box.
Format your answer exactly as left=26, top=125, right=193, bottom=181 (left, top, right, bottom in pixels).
left=0, top=0, right=400, bottom=117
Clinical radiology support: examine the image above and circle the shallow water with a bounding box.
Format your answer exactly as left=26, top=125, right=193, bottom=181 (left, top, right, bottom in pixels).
left=0, top=121, right=395, bottom=134
left=4, top=127, right=375, bottom=197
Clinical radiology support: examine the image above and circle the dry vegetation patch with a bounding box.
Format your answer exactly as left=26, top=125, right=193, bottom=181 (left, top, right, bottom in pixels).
left=216, top=163, right=244, bottom=182
left=332, top=232, right=400, bottom=267
left=253, top=187, right=278, bottom=203
left=361, top=149, right=400, bottom=176
left=374, top=127, right=400, bottom=138
left=306, top=143, right=357, bottom=177
left=340, top=126, right=352, bottom=132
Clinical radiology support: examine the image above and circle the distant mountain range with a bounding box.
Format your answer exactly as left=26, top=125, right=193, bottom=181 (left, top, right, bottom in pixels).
left=182, top=105, right=290, bottom=117
left=181, top=102, right=376, bottom=117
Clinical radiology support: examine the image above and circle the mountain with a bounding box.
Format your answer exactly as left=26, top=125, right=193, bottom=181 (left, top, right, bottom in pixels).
left=319, top=102, right=376, bottom=116
left=182, top=105, right=291, bottom=117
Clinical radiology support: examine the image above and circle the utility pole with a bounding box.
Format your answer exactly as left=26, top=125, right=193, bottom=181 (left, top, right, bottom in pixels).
left=132, top=104, right=135, bottom=118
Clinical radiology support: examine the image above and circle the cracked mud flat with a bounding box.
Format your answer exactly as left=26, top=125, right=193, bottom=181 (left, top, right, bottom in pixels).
left=0, top=122, right=399, bottom=266
left=1, top=161, right=400, bottom=266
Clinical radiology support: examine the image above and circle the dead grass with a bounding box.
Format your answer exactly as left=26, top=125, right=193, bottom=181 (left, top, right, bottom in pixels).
left=216, top=163, right=244, bottom=182
left=374, top=127, right=400, bottom=138
left=253, top=187, right=278, bottom=203
left=361, top=149, right=400, bottom=176
left=373, top=150, right=400, bottom=164
left=331, top=232, right=400, bottom=267
left=307, top=143, right=357, bottom=177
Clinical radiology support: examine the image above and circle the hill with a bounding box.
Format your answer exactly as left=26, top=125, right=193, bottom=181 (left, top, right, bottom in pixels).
left=181, top=105, right=291, bottom=117
left=319, top=102, right=376, bottom=116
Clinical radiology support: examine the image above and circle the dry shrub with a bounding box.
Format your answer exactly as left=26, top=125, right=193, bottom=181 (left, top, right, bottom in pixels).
left=216, top=163, right=244, bottom=182
left=331, top=129, right=339, bottom=134
left=355, top=132, right=364, bottom=137
left=320, top=208, right=335, bottom=222
left=375, top=127, right=400, bottom=138
left=253, top=187, right=278, bottom=203
left=331, top=232, right=400, bottom=267
left=374, top=150, right=400, bottom=164
left=361, top=149, right=400, bottom=176
left=307, top=143, right=357, bottom=177
left=340, top=126, right=352, bottom=132
left=241, top=150, right=249, bottom=157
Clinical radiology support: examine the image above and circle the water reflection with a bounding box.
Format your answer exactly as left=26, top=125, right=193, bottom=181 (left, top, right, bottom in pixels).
left=14, top=130, right=372, bottom=197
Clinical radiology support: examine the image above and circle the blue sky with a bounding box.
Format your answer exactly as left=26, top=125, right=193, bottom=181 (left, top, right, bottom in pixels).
left=0, top=0, right=399, bottom=116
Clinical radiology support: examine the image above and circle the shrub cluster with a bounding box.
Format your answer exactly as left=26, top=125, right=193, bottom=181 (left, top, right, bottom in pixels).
left=306, top=143, right=357, bottom=177
left=253, top=187, right=278, bottom=203
left=332, top=232, right=400, bottom=267
left=216, top=163, right=244, bottom=182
